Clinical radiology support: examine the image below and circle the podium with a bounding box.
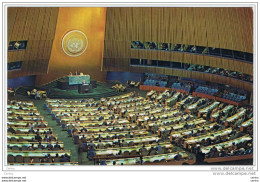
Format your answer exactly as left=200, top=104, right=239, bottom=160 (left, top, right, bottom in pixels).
left=78, top=84, right=92, bottom=94
left=57, top=75, right=95, bottom=91
left=68, top=75, right=90, bottom=85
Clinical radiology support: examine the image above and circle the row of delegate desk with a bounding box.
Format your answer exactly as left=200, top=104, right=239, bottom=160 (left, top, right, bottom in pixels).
left=164, top=106, right=253, bottom=163
left=11, top=127, right=53, bottom=134
left=46, top=93, right=195, bottom=165
left=104, top=151, right=192, bottom=165
left=141, top=85, right=189, bottom=95
left=74, top=124, right=139, bottom=134
left=46, top=91, right=253, bottom=165
left=9, top=162, right=78, bottom=166
left=154, top=117, right=204, bottom=135
left=202, top=135, right=253, bottom=163
left=183, top=127, right=233, bottom=150
left=192, top=92, right=244, bottom=106
left=8, top=142, right=65, bottom=150
left=158, top=90, right=253, bottom=163
left=141, top=85, right=246, bottom=106
left=7, top=100, right=76, bottom=165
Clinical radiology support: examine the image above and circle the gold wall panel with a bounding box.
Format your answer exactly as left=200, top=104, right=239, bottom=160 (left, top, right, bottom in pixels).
left=35, top=7, right=107, bottom=85
left=8, top=7, right=59, bottom=79
left=103, top=7, right=253, bottom=78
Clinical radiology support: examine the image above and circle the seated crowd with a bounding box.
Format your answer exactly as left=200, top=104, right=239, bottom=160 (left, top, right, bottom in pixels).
left=45, top=89, right=253, bottom=165
left=112, top=83, right=126, bottom=92
left=142, top=78, right=248, bottom=105
left=8, top=87, right=15, bottom=97
left=7, top=100, right=76, bottom=165
left=171, top=81, right=192, bottom=93
left=27, top=89, right=47, bottom=100
left=143, top=73, right=168, bottom=87
left=222, top=89, right=247, bottom=103
left=186, top=64, right=252, bottom=83
left=195, top=85, right=218, bottom=96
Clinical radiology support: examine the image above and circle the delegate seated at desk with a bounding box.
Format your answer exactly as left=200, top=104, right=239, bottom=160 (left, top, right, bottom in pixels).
left=69, top=72, right=84, bottom=76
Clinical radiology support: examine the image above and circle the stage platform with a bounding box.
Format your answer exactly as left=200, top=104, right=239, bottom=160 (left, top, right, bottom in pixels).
left=47, top=82, right=118, bottom=99
left=14, top=82, right=148, bottom=100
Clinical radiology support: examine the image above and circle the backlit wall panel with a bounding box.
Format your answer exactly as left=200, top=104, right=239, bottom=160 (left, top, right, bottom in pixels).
left=35, top=7, right=107, bottom=85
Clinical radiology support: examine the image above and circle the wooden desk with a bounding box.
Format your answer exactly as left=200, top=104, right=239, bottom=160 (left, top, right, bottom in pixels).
left=7, top=121, right=48, bottom=127
left=95, top=142, right=173, bottom=156
left=11, top=127, right=52, bottom=134
left=8, top=142, right=64, bottom=149
left=170, top=123, right=217, bottom=142
left=165, top=92, right=180, bottom=106
left=104, top=151, right=189, bottom=165
left=186, top=98, right=205, bottom=112
left=200, top=135, right=252, bottom=154
left=204, top=154, right=253, bottom=163
left=184, top=127, right=233, bottom=149
left=199, top=102, right=220, bottom=116
left=8, top=150, right=71, bottom=157
left=225, top=108, right=246, bottom=126
left=143, top=159, right=195, bottom=165
left=93, top=155, right=141, bottom=165
left=211, top=105, right=234, bottom=120
left=240, top=118, right=253, bottom=132
left=77, top=130, right=149, bottom=140
left=8, top=134, right=58, bottom=142
left=90, top=135, right=160, bottom=148
left=8, top=162, right=78, bottom=165
left=157, top=118, right=206, bottom=136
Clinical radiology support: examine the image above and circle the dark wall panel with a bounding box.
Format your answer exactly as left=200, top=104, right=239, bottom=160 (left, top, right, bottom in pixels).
left=106, top=71, right=144, bottom=84
left=8, top=75, right=36, bottom=89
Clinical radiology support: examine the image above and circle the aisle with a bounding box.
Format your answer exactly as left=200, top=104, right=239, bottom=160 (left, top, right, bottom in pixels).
left=33, top=99, right=94, bottom=165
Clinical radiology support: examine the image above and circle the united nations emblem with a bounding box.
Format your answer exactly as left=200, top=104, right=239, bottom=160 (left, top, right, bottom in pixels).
left=62, top=30, right=88, bottom=57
